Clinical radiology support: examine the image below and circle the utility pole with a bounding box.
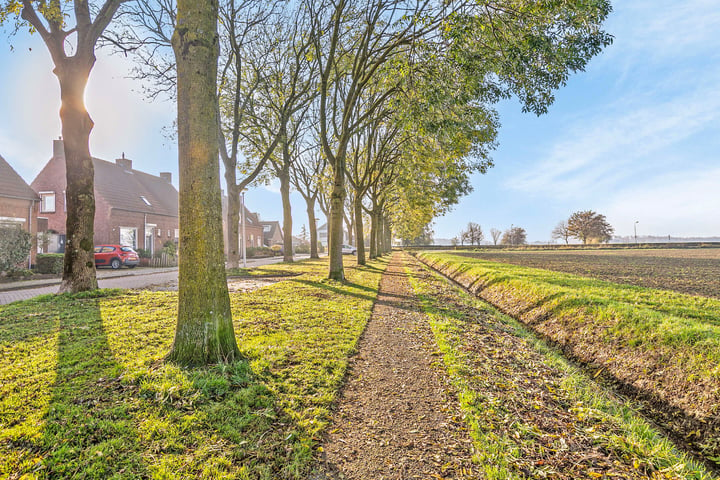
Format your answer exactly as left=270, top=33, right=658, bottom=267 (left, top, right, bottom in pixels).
left=634, top=220, right=639, bottom=245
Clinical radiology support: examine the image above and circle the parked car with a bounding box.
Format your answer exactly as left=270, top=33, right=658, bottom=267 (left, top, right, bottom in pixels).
left=341, top=244, right=357, bottom=255
left=94, top=245, right=140, bottom=269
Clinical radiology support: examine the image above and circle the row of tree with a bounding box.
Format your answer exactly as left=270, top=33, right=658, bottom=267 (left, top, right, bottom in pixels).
left=1, top=0, right=612, bottom=365
left=452, top=210, right=613, bottom=246
left=454, top=223, right=527, bottom=246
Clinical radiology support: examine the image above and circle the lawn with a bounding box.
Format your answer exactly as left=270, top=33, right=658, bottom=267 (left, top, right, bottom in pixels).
left=416, top=251, right=720, bottom=469
left=0, top=256, right=387, bottom=479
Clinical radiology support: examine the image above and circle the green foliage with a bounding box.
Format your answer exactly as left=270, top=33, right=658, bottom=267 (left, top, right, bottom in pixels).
left=35, top=253, right=64, bottom=274
left=0, top=256, right=386, bottom=478
left=294, top=244, right=310, bottom=254
left=0, top=226, right=31, bottom=272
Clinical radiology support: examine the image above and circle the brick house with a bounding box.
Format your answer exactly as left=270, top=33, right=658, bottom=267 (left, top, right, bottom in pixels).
left=0, top=154, right=40, bottom=265
left=31, top=139, right=178, bottom=255
left=260, top=221, right=283, bottom=247
left=221, top=196, right=265, bottom=253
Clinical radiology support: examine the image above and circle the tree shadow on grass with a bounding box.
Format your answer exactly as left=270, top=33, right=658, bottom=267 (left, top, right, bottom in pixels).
left=34, top=292, right=147, bottom=478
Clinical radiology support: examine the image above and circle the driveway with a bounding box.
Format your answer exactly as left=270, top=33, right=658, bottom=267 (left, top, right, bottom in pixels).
left=0, top=254, right=313, bottom=305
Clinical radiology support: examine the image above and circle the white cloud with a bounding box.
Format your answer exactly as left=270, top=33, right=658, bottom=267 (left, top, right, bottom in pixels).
left=509, top=76, right=720, bottom=200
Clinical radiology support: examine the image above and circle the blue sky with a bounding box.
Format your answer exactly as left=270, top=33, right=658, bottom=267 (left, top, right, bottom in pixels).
left=2, top=0, right=719, bottom=242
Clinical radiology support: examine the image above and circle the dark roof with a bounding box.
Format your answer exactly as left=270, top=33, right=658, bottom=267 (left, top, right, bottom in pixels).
left=93, top=158, right=178, bottom=217
left=0, top=155, right=39, bottom=201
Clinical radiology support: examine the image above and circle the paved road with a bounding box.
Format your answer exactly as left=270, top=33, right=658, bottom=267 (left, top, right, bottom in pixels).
left=0, top=255, right=312, bottom=305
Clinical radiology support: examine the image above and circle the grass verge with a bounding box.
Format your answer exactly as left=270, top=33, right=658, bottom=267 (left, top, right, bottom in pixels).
left=0, top=256, right=387, bottom=479
left=416, top=251, right=720, bottom=469
left=405, top=254, right=715, bottom=479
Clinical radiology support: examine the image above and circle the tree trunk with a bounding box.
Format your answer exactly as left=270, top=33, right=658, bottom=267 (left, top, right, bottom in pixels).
left=226, top=178, right=241, bottom=269
left=328, top=156, right=346, bottom=281
left=344, top=209, right=354, bottom=246
left=369, top=208, right=377, bottom=259
left=383, top=216, right=392, bottom=254
left=306, top=197, right=319, bottom=259
left=168, top=0, right=240, bottom=366
left=354, top=194, right=365, bottom=265
left=375, top=211, right=383, bottom=256
left=56, top=60, right=98, bottom=294
left=279, top=142, right=294, bottom=263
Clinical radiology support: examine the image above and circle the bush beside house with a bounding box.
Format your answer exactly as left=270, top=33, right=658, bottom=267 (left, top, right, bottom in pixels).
left=0, top=227, right=32, bottom=273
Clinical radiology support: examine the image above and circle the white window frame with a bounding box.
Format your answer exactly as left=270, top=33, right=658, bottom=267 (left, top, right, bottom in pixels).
left=39, top=191, right=56, bottom=213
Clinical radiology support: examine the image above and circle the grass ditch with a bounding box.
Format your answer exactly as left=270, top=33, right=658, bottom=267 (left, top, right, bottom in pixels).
left=405, top=254, right=716, bottom=479
left=0, top=256, right=387, bottom=479
left=415, top=251, right=720, bottom=471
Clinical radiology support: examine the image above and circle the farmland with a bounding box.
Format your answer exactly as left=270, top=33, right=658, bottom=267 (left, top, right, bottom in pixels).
left=452, top=247, right=720, bottom=299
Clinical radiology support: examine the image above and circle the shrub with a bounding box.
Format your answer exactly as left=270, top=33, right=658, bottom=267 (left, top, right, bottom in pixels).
left=35, top=253, right=64, bottom=274
left=7, top=268, right=34, bottom=278
left=0, top=226, right=32, bottom=273
left=295, top=244, right=310, bottom=254
left=246, top=246, right=273, bottom=258
left=136, top=248, right=152, bottom=259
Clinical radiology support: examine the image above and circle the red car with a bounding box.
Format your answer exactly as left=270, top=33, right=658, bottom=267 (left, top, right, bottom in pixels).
left=94, top=245, right=140, bottom=269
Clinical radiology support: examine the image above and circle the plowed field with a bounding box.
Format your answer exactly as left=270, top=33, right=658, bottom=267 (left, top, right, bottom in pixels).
left=454, top=248, right=720, bottom=298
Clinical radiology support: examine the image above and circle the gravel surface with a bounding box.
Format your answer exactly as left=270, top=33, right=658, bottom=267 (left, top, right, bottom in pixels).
left=315, top=253, right=478, bottom=479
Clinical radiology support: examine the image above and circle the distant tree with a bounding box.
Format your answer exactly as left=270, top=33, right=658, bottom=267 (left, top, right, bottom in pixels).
left=490, top=228, right=502, bottom=246
left=462, top=222, right=483, bottom=246
left=566, top=210, right=614, bottom=244
left=300, top=224, right=309, bottom=243
left=551, top=221, right=572, bottom=244
left=502, top=227, right=527, bottom=246
left=450, top=236, right=459, bottom=246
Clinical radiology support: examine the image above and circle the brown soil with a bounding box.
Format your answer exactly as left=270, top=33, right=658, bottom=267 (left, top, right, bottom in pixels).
left=454, top=249, right=720, bottom=299
left=314, top=253, right=479, bottom=479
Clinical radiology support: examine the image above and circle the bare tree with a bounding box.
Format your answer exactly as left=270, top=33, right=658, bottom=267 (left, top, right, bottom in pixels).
left=551, top=220, right=572, bottom=244
left=462, top=222, right=483, bottom=245
left=490, top=228, right=502, bottom=245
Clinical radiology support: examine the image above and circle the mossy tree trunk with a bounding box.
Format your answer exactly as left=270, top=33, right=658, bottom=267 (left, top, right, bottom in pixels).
left=225, top=176, right=241, bottom=269
left=354, top=194, right=365, bottom=265
left=56, top=61, right=98, bottom=293
left=328, top=153, right=347, bottom=281
left=279, top=132, right=294, bottom=263
left=168, top=0, right=240, bottom=366
left=305, top=197, right=319, bottom=259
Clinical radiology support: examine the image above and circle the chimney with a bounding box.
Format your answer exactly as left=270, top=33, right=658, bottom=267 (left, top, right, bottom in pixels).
left=159, top=172, right=172, bottom=183
left=115, top=152, right=132, bottom=170
left=53, top=137, right=64, bottom=159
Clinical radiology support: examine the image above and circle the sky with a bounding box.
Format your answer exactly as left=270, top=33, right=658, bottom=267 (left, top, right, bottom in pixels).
left=1, top=0, right=719, bottom=243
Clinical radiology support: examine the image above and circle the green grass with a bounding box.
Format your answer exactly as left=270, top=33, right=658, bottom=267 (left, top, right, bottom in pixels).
left=417, top=251, right=720, bottom=467
left=0, top=256, right=387, bottom=479
left=405, top=256, right=715, bottom=480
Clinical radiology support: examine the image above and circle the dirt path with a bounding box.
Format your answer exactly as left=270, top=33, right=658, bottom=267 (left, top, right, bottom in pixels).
left=316, top=252, right=478, bottom=479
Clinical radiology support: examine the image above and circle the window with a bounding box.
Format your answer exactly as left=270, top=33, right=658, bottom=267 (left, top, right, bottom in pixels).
left=140, top=196, right=152, bottom=206
left=119, top=227, right=138, bottom=249
left=157, top=229, right=161, bottom=237
left=263, top=225, right=271, bottom=232
left=40, top=192, right=55, bottom=213
left=174, top=229, right=179, bottom=239
left=167, top=230, right=171, bottom=238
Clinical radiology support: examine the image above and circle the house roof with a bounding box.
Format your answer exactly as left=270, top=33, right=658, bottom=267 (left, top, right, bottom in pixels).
left=93, top=158, right=178, bottom=217
left=0, top=155, right=39, bottom=201
left=260, top=221, right=283, bottom=244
